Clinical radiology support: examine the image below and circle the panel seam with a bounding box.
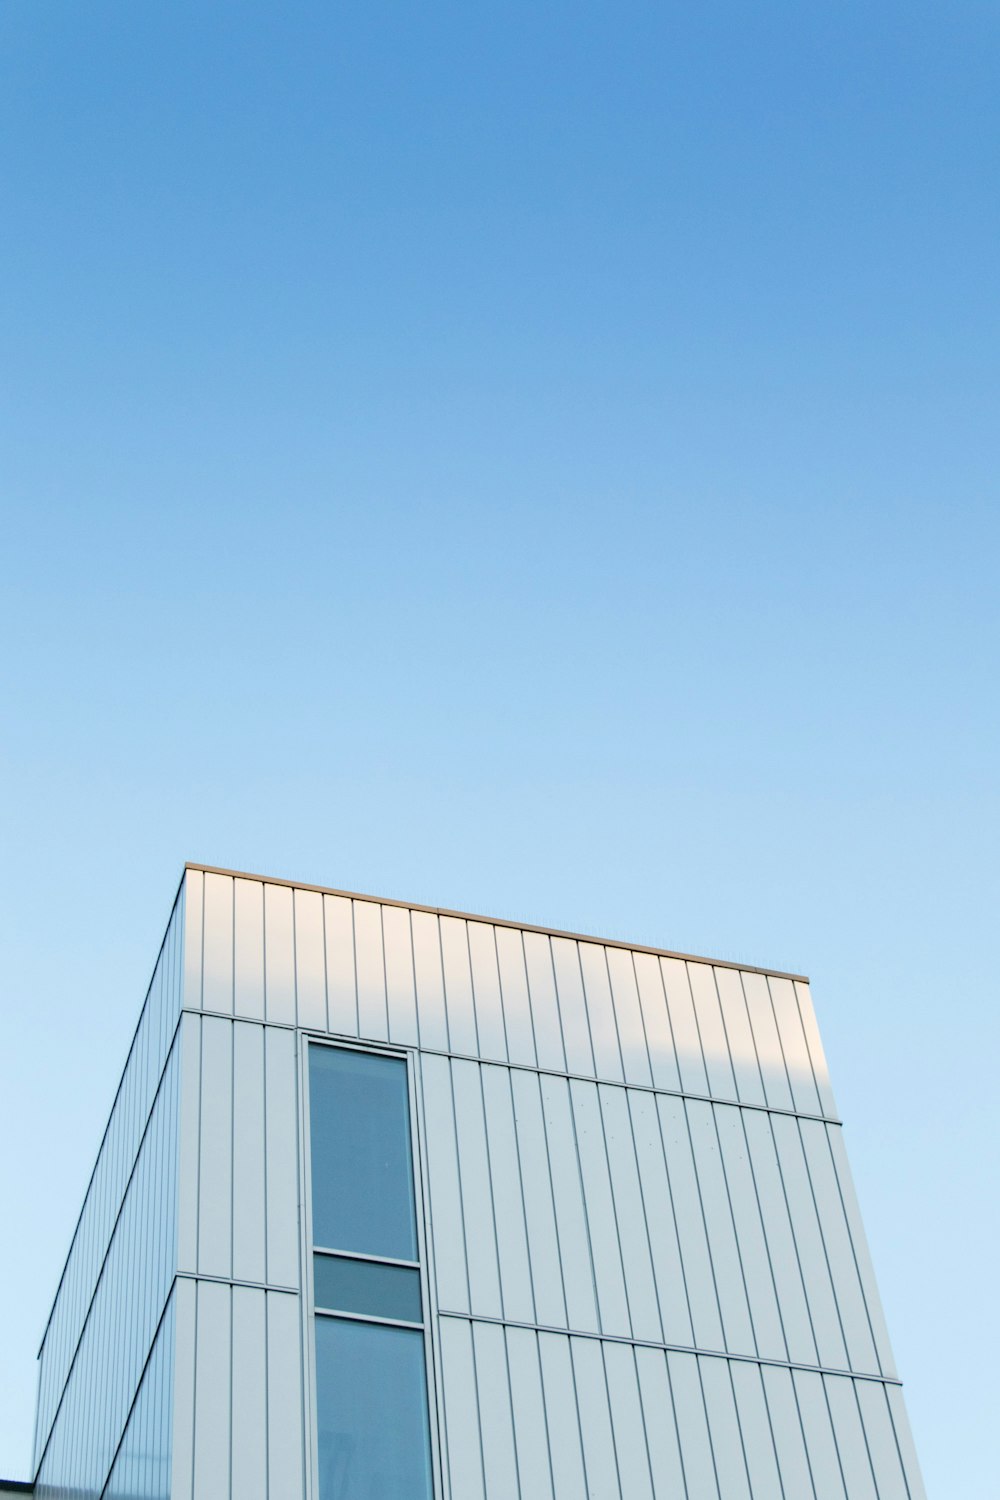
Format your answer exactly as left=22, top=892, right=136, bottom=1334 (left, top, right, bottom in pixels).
left=433, top=1311, right=904, bottom=1385
left=185, top=1010, right=846, bottom=1124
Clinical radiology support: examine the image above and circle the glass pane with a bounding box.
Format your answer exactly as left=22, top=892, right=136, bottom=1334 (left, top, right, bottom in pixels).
left=309, top=1045, right=418, bottom=1260
left=314, top=1254, right=422, bottom=1323
left=315, top=1316, right=433, bottom=1500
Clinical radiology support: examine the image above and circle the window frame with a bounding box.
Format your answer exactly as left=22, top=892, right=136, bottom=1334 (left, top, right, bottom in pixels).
left=299, top=1034, right=441, bottom=1500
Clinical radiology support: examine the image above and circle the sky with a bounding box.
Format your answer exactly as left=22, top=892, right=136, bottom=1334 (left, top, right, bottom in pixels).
left=0, top=0, right=997, bottom=1490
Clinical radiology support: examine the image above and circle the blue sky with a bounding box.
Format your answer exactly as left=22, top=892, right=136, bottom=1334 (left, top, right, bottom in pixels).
left=1, top=0, right=997, bottom=1490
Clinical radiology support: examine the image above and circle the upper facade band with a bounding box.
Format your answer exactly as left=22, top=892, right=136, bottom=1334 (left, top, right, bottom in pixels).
left=185, top=862, right=809, bottom=983
left=184, top=865, right=833, bottom=1126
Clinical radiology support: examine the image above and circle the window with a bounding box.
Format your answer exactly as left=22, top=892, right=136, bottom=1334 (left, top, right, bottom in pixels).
left=308, top=1044, right=434, bottom=1500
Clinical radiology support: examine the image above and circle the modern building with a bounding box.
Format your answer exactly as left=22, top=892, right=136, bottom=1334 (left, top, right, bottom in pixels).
left=12, top=863, right=925, bottom=1499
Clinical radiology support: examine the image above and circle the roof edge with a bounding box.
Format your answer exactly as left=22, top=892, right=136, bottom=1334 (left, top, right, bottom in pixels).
left=184, top=862, right=810, bottom=984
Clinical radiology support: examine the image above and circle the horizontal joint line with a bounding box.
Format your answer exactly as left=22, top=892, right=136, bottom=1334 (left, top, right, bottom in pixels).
left=435, top=1311, right=900, bottom=1385
left=183, top=1009, right=842, bottom=1125
left=176, top=1271, right=299, bottom=1295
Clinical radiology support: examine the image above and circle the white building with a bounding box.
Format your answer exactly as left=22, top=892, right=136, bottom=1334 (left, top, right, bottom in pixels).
left=19, top=863, right=925, bottom=1498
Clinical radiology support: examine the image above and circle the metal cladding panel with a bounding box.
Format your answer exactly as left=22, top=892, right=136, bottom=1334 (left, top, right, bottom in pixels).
left=632, top=950, right=682, bottom=1092
left=170, top=1280, right=305, bottom=1500
left=479, top=1067, right=534, bottom=1324
left=323, top=893, right=355, bottom=1036
left=655, top=1092, right=726, bottom=1351
left=795, top=980, right=839, bottom=1119
left=507, top=1070, right=566, bottom=1327
left=793, top=1366, right=850, bottom=1500
left=597, top=1085, right=661, bottom=1341
left=571, top=1335, right=622, bottom=1499
left=633, top=1344, right=686, bottom=1495
left=468, top=921, right=507, bottom=1063
left=34, top=891, right=185, bottom=1475
left=354, top=897, right=389, bottom=1043
left=264, top=883, right=296, bottom=1026
left=522, top=931, right=565, bottom=1072
left=536, top=1332, right=587, bottom=1499
left=202, top=872, right=234, bottom=1015
left=768, top=976, right=822, bottom=1117
left=451, top=1061, right=503, bottom=1319
left=504, top=1326, right=554, bottom=1500
left=685, top=1099, right=757, bottom=1355
left=660, top=956, right=710, bottom=1095
left=699, top=1355, right=753, bottom=1499
left=232, top=1024, right=267, bottom=1286
left=538, top=1074, right=600, bottom=1333
left=605, top=946, right=653, bottom=1088
left=712, top=1105, right=786, bottom=1358
left=826, top=1124, right=898, bottom=1380
left=494, top=925, right=536, bottom=1065
left=35, top=1043, right=180, bottom=1500
left=174, top=1015, right=300, bottom=1291
left=603, top=1340, right=656, bottom=1500
left=688, top=962, right=739, bottom=1102
left=233, top=877, right=265, bottom=1022
left=412, top=908, right=449, bottom=1050
left=439, top=1325, right=922, bottom=1500
left=739, top=1108, right=819, bottom=1366
left=769, top=1112, right=851, bottom=1370
left=571, top=1080, right=630, bottom=1336
left=799, top=1119, right=881, bottom=1375
left=713, top=967, right=767, bottom=1107
left=231, top=1287, right=267, bottom=1500
left=420, top=1051, right=909, bottom=1395
left=419, top=1051, right=470, bottom=1315
left=471, top=1321, right=520, bottom=1500
left=382, top=901, right=420, bottom=1046
left=293, top=888, right=326, bottom=1035
left=102, top=1291, right=175, bottom=1500
left=438, top=1318, right=486, bottom=1500
left=561, top=940, right=601, bottom=1078
left=440, top=916, right=477, bottom=1057
left=759, top=1361, right=816, bottom=1497
left=625, top=1091, right=694, bottom=1346
left=74, top=867, right=922, bottom=1500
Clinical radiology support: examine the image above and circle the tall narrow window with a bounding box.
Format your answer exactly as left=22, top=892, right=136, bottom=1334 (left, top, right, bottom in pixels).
left=308, top=1045, right=434, bottom=1500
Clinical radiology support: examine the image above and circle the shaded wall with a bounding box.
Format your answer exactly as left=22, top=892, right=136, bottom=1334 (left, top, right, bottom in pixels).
left=33, top=893, right=185, bottom=1500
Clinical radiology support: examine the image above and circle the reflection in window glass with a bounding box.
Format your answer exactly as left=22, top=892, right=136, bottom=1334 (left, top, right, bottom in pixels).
left=309, top=1046, right=418, bottom=1260
left=313, top=1254, right=422, bottom=1323
left=315, top=1317, right=433, bottom=1500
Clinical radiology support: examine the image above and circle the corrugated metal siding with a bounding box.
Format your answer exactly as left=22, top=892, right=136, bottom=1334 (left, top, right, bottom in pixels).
left=179, top=866, right=923, bottom=1499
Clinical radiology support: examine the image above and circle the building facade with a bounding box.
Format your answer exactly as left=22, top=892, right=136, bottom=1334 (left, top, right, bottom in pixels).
left=22, top=863, right=925, bottom=1499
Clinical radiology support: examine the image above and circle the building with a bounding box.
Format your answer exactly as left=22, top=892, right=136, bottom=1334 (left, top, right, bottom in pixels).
left=13, top=863, right=925, bottom=1499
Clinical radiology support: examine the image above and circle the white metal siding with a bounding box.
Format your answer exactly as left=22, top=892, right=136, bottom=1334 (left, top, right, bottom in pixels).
left=438, top=1330, right=920, bottom=1500
left=169, top=1279, right=305, bottom=1500
left=176, top=870, right=929, bottom=1500
left=35, top=867, right=923, bottom=1500
left=174, top=1012, right=300, bottom=1293
left=178, top=866, right=924, bottom=1499
left=33, top=894, right=185, bottom=1500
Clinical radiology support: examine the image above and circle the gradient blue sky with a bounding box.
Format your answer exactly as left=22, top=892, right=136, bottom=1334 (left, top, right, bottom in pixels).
left=1, top=1, right=997, bottom=1490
